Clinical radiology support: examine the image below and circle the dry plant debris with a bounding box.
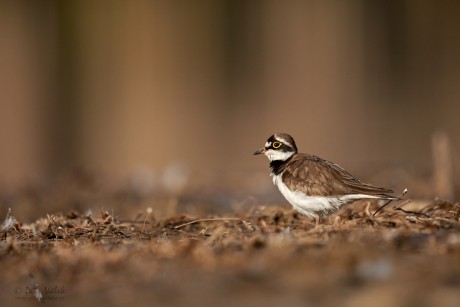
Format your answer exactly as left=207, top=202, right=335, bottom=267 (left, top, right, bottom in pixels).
left=1, top=199, right=460, bottom=306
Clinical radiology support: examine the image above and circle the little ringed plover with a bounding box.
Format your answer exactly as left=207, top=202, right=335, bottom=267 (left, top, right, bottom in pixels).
left=254, top=133, right=404, bottom=222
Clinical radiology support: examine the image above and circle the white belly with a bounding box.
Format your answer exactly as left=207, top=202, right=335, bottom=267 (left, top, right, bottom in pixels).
left=272, top=174, right=381, bottom=218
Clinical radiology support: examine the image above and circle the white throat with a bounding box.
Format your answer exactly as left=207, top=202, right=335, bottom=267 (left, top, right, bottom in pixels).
left=265, top=149, right=294, bottom=162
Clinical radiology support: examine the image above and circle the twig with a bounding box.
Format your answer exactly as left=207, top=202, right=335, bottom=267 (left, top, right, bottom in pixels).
left=365, top=201, right=371, bottom=217
left=372, top=199, right=393, bottom=217
left=432, top=131, right=454, bottom=199
left=394, top=199, right=412, bottom=210
left=399, top=188, right=409, bottom=199
left=395, top=207, right=430, bottom=217
left=372, top=188, right=408, bottom=217
left=174, top=218, right=241, bottom=229
left=393, top=199, right=431, bottom=217
left=142, top=207, right=152, bottom=233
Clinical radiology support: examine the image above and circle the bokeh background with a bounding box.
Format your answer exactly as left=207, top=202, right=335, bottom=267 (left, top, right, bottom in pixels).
left=1, top=1, right=459, bottom=219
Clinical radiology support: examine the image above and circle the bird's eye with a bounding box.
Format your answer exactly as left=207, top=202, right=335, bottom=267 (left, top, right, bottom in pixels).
left=272, top=142, right=282, bottom=149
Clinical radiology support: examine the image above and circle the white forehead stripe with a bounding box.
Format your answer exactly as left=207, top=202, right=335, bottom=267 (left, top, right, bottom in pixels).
left=274, top=136, right=290, bottom=146
left=265, top=141, right=272, bottom=147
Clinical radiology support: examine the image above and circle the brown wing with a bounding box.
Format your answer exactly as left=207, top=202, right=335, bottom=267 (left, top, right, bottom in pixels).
left=281, top=154, right=394, bottom=197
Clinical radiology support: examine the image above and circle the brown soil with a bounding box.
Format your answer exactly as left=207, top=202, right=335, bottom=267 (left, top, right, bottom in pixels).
left=1, top=199, right=460, bottom=307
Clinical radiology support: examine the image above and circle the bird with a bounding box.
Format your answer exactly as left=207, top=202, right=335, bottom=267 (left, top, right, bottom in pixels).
left=254, top=133, right=403, bottom=223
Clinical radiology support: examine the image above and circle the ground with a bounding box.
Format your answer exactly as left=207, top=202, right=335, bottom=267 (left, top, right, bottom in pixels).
left=1, top=197, right=460, bottom=307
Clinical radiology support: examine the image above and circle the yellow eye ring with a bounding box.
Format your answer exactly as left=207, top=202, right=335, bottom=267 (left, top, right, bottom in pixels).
left=272, top=142, right=282, bottom=149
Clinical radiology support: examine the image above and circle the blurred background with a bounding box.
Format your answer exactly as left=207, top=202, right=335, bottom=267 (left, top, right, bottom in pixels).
left=0, top=0, right=459, bottom=219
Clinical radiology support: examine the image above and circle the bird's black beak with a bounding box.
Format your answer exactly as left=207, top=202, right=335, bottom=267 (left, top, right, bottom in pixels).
left=253, top=148, right=265, bottom=155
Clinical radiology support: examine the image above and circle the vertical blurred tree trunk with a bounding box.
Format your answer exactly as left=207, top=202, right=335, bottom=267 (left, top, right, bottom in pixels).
left=256, top=1, right=370, bottom=169
left=361, top=1, right=460, bottom=168
left=0, top=2, right=57, bottom=188
left=68, top=1, right=227, bottom=180
left=0, top=0, right=459, bottom=193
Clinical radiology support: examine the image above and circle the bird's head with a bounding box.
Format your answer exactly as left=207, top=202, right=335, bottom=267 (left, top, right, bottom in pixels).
left=254, top=133, right=298, bottom=161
